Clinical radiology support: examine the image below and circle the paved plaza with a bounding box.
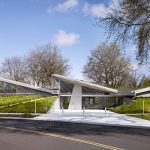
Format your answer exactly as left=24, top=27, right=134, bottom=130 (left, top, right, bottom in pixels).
left=34, top=109, right=150, bottom=128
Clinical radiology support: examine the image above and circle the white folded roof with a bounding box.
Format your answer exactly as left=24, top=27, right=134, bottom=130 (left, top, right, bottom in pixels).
left=134, top=87, right=150, bottom=95
left=52, top=74, right=118, bottom=94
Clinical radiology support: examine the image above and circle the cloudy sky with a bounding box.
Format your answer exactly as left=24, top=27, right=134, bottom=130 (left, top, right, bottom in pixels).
left=0, top=0, right=148, bottom=78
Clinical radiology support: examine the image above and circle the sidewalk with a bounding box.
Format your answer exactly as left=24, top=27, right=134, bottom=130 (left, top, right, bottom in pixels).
left=34, top=109, right=150, bottom=128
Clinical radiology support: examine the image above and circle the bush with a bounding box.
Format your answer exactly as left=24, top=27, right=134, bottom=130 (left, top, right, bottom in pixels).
left=110, top=97, right=150, bottom=114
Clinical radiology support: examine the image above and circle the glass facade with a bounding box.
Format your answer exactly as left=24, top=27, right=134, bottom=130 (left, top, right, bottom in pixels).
left=82, top=86, right=109, bottom=95
left=60, top=81, right=74, bottom=94
left=60, top=96, right=71, bottom=109
left=0, top=81, right=16, bottom=93
left=0, top=81, right=51, bottom=96
left=82, top=97, right=123, bottom=109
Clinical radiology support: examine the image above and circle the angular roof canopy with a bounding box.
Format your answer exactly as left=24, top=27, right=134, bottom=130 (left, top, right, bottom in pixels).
left=0, top=76, right=52, bottom=94
left=52, top=74, right=118, bottom=94
left=134, top=87, right=150, bottom=95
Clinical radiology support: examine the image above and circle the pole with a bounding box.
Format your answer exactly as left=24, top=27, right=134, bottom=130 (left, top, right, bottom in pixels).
left=143, top=100, right=145, bottom=115
left=35, top=100, right=36, bottom=115
left=105, top=107, right=107, bottom=116
left=62, top=106, right=64, bottom=116
left=83, top=107, right=85, bottom=116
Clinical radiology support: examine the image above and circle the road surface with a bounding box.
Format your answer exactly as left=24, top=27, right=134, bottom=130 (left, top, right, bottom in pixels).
left=0, top=118, right=150, bottom=150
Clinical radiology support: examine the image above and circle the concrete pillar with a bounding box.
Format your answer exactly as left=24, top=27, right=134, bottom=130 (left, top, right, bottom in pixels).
left=68, top=84, right=82, bottom=110
left=50, top=98, right=60, bottom=111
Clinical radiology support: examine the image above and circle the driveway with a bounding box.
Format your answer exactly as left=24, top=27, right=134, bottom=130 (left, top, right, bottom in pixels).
left=34, top=109, right=150, bottom=128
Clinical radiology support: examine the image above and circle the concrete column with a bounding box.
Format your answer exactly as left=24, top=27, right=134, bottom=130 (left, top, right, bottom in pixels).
left=68, top=84, right=82, bottom=110
left=50, top=98, right=60, bottom=111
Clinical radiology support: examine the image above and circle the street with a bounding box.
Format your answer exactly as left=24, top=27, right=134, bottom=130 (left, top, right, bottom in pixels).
left=0, top=118, right=150, bottom=150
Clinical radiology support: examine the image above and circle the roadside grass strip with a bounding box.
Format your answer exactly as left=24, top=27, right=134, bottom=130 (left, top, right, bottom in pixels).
left=0, top=126, right=125, bottom=150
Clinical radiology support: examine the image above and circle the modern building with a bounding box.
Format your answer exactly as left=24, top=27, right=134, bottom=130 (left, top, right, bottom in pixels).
left=0, top=74, right=149, bottom=110
left=52, top=74, right=135, bottom=110
left=0, top=77, right=53, bottom=96
left=134, top=87, right=150, bottom=97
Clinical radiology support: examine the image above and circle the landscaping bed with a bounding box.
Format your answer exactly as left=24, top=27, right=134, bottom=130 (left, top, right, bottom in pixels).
left=110, top=97, right=150, bottom=120
left=128, top=114, right=150, bottom=121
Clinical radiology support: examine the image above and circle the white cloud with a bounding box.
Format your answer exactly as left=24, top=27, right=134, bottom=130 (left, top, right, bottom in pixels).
left=83, top=3, right=107, bottom=18
left=48, top=0, right=79, bottom=13
left=82, top=0, right=118, bottom=18
left=53, top=30, right=80, bottom=46
left=131, top=63, right=139, bottom=70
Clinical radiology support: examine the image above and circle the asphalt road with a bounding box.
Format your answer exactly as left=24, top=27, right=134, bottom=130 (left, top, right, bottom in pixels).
left=0, top=118, right=150, bottom=150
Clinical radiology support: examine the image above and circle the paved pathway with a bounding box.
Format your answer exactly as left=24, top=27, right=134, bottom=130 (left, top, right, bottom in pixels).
left=34, top=109, right=150, bottom=128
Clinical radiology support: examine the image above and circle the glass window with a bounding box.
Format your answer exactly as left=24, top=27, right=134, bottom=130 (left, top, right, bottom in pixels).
left=0, top=81, right=16, bottom=93
left=60, top=96, right=71, bottom=109
left=82, top=86, right=108, bottom=95
left=60, top=81, right=74, bottom=94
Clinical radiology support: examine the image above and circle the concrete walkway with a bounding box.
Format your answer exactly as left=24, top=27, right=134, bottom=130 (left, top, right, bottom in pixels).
left=34, top=109, right=150, bottom=128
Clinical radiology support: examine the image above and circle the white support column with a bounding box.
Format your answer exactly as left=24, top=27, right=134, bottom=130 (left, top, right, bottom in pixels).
left=68, top=84, right=82, bottom=110
left=35, top=100, right=37, bottom=115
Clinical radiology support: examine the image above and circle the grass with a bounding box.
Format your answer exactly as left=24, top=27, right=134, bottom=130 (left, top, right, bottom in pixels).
left=0, top=113, right=37, bottom=118
left=110, top=97, right=150, bottom=121
left=0, top=95, right=42, bottom=106
left=0, top=96, right=56, bottom=113
left=110, top=97, right=150, bottom=114
left=128, top=114, right=150, bottom=121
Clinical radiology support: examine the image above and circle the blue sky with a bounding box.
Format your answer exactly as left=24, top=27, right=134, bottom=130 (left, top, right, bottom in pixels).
left=0, top=0, right=148, bottom=78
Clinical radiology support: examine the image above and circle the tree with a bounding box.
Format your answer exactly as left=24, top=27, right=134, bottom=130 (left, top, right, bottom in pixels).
left=140, top=75, right=150, bottom=87
left=99, top=0, right=150, bottom=64
left=128, top=68, right=144, bottom=88
left=83, top=43, right=132, bottom=88
left=0, top=56, right=26, bottom=82
left=26, top=44, right=70, bottom=88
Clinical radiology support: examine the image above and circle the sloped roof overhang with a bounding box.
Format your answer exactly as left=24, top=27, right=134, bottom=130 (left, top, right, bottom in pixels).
left=134, top=87, right=150, bottom=95
left=0, top=77, right=53, bottom=94
left=52, top=74, right=118, bottom=94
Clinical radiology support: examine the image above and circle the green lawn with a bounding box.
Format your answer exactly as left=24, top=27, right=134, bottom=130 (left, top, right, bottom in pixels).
left=0, top=96, right=56, bottom=113
left=110, top=97, right=150, bottom=114
left=110, top=97, right=150, bottom=121
left=0, top=95, right=42, bottom=106
left=129, top=114, right=150, bottom=121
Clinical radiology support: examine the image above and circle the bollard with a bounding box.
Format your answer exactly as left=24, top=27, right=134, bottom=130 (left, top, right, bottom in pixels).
left=83, top=107, right=85, bottom=116
left=105, top=107, right=107, bottom=116
left=62, top=106, right=64, bottom=116
left=35, top=100, right=37, bottom=115
left=143, top=100, right=145, bottom=115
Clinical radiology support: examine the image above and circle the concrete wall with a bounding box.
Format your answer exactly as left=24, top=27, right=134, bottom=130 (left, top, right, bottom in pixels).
left=49, top=97, right=60, bottom=111
left=68, top=84, right=82, bottom=110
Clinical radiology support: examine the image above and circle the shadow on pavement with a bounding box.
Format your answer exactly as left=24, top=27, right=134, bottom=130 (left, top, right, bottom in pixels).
left=0, top=118, right=150, bottom=137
